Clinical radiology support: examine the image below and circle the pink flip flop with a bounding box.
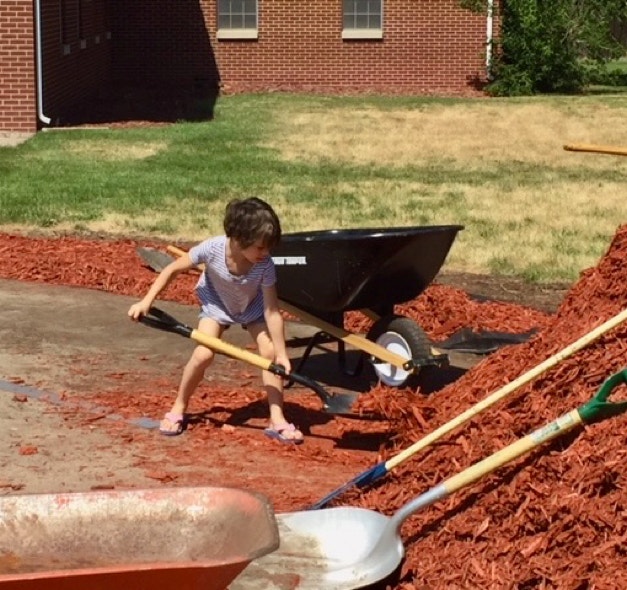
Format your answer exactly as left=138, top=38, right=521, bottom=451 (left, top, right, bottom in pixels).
left=264, top=423, right=304, bottom=445
left=159, top=412, right=187, bottom=436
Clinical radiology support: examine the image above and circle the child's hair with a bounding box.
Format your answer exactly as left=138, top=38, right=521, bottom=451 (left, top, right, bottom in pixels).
left=223, top=197, right=282, bottom=248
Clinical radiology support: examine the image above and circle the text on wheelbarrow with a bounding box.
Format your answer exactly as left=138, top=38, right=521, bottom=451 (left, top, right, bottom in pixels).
left=272, top=256, right=307, bottom=265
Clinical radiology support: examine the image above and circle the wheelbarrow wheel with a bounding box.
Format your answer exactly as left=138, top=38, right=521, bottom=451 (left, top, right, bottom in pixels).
left=367, top=315, right=431, bottom=387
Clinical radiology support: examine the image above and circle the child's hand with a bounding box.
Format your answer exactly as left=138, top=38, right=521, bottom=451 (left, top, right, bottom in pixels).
left=275, top=353, right=291, bottom=375
left=127, top=300, right=151, bottom=321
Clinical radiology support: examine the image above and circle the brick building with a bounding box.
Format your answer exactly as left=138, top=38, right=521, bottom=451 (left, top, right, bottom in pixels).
left=0, top=1, right=495, bottom=134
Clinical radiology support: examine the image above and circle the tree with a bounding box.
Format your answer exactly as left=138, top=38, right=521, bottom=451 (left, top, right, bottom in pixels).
left=461, top=0, right=627, bottom=96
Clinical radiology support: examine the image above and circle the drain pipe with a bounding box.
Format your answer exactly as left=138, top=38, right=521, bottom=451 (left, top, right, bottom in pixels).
left=34, top=0, right=51, bottom=125
left=485, top=0, right=494, bottom=80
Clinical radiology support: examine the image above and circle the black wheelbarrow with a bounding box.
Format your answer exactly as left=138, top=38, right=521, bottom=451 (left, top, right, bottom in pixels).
left=271, top=225, right=463, bottom=387
left=137, top=224, right=462, bottom=406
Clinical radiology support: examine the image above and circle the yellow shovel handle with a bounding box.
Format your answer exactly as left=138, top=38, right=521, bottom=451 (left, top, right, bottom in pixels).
left=443, top=409, right=582, bottom=493
left=190, top=329, right=272, bottom=372
left=386, top=307, right=627, bottom=471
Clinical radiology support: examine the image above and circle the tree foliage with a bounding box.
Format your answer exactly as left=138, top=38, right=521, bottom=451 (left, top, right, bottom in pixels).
left=460, top=0, right=627, bottom=96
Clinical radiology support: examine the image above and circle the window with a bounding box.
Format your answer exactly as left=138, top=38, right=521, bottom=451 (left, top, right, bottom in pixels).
left=217, top=0, right=258, bottom=40
left=78, top=0, right=86, bottom=48
left=342, top=0, right=383, bottom=39
left=60, top=0, right=73, bottom=54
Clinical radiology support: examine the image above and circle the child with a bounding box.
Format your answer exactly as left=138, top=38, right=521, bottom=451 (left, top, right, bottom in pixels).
left=128, top=197, right=304, bottom=444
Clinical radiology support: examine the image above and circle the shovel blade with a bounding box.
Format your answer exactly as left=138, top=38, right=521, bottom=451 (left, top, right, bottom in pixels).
left=136, top=247, right=176, bottom=272
left=321, top=391, right=360, bottom=415
left=230, top=507, right=403, bottom=590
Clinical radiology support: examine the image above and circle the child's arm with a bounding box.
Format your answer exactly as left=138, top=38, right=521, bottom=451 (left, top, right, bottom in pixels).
left=262, top=285, right=291, bottom=373
left=128, top=253, right=195, bottom=320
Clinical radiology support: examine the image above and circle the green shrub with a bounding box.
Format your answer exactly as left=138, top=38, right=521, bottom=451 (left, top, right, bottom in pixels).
left=461, top=0, right=627, bottom=96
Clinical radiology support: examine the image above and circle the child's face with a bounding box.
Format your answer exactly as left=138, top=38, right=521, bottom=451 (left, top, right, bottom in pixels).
left=241, top=239, right=270, bottom=264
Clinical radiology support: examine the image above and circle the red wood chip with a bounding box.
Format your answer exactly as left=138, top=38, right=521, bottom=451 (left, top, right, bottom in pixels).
left=18, top=445, right=38, bottom=456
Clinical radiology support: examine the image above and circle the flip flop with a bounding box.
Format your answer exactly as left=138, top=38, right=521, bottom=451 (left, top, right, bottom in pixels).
left=159, top=412, right=187, bottom=436
left=264, top=423, right=304, bottom=445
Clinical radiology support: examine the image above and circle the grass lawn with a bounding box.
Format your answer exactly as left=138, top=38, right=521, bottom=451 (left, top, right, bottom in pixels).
left=1, top=92, right=626, bottom=283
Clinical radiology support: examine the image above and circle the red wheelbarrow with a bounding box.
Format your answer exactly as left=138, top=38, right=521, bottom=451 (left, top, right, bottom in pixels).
left=138, top=224, right=462, bottom=409
left=0, top=486, right=279, bottom=590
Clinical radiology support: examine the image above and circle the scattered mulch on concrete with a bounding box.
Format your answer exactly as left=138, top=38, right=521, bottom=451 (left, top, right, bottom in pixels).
left=0, top=226, right=625, bottom=589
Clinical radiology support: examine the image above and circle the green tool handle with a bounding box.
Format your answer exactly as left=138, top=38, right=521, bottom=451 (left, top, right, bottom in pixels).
left=391, top=369, right=627, bottom=528
left=444, top=368, right=627, bottom=495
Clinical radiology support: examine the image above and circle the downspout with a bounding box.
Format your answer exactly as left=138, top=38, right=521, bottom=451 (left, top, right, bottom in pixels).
left=34, top=0, right=51, bottom=125
left=485, top=0, right=494, bottom=80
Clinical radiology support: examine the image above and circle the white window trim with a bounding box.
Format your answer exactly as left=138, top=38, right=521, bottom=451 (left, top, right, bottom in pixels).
left=217, top=28, right=258, bottom=40
left=342, top=28, right=383, bottom=40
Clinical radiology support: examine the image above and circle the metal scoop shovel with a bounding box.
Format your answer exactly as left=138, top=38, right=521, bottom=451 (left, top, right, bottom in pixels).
left=231, top=368, right=627, bottom=590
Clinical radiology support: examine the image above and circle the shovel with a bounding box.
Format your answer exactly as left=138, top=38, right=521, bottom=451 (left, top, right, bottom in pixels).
left=136, top=246, right=185, bottom=273
left=137, top=307, right=359, bottom=414
left=231, top=369, right=627, bottom=590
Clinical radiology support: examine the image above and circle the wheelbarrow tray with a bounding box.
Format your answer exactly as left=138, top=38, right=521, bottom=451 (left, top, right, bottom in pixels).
left=0, top=486, right=279, bottom=590
left=272, top=225, right=463, bottom=315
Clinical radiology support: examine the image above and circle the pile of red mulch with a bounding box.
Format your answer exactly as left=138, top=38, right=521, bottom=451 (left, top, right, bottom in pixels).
left=0, top=233, right=550, bottom=341
left=0, top=227, right=625, bottom=589
left=350, top=225, right=627, bottom=589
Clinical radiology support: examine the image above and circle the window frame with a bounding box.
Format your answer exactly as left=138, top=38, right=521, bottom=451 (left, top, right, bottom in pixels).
left=216, top=0, right=259, bottom=40
left=342, top=0, right=383, bottom=40
left=59, top=0, right=73, bottom=55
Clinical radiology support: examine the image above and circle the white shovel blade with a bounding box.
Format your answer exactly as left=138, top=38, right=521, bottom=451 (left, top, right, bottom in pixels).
left=230, top=506, right=404, bottom=590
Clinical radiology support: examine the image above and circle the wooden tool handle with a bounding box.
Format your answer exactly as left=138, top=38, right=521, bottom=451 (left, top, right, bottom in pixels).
left=167, top=244, right=204, bottom=272
left=563, top=143, right=627, bottom=157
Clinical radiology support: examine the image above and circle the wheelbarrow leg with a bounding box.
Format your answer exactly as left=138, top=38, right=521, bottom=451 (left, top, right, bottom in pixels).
left=289, top=331, right=365, bottom=381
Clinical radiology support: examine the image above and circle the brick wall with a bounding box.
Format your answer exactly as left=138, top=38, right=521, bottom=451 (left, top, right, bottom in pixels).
left=112, top=0, right=490, bottom=96
left=0, top=0, right=493, bottom=133
left=110, top=0, right=219, bottom=93
left=41, top=0, right=112, bottom=124
left=220, top=0, right=487, bottom=94
left=0, top=0, right=36, bottom=133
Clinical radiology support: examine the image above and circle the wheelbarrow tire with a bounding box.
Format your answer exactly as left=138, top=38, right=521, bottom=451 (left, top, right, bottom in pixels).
left=367, top=315, right=431, bottom=387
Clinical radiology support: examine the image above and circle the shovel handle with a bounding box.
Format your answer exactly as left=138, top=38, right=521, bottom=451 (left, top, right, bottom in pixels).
left=139, top=307, right=281, bottom=372
left=138, top=307, right=338, bottom=408
left=444, top=369, right=627, bottom=495
left=564, top=143, right=627, bottom=157
left=138, top=306, right=193, bottom=337
left=578, top=368, right=627, bottom=423
left=391, top=369, right=627, bottom=528
left=386, top=308, right=627, bottom=472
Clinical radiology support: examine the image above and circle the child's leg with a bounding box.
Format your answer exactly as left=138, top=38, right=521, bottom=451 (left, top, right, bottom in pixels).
left=247, top=323, right=303, bottom=443
left=160, top=317, right=223, bottom=434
